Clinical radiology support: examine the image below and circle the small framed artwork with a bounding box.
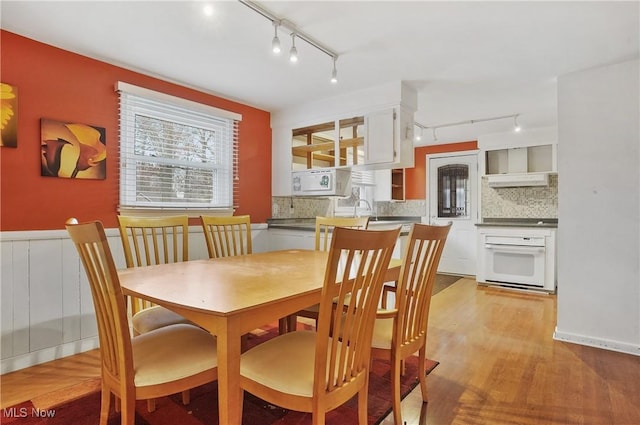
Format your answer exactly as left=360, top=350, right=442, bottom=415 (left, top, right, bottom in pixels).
left=41, top=118, right=107, bottom=179
left=1, top=82, right=18, bottom=148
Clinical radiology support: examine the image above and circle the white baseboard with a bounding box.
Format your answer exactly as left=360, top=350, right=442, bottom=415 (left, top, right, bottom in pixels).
left=553, top=327, right=640, bottom=356
left=1, top=337, right=100, bottom=374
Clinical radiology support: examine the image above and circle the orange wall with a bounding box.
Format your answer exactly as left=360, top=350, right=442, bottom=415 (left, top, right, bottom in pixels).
left=0, top=31, right=272, bottom=231
left=405, top=141, right=478, bottom=199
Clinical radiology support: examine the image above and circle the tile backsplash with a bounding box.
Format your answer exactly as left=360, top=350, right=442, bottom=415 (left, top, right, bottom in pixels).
left=271, top=173, right=558, bottom=220
left=481, top=173, right=558, bottom=218
left=271, top=197, right=426, bottom=219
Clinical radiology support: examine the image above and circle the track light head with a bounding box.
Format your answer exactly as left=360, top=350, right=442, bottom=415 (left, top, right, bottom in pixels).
left=289, top=34, right=298, bottom=63
left=272, top=23, right=281, bottom=54
left=514, top=114, right=521, bottom=132
left=415, top=125, right=422, bottom=142
left=432, top=127, right=438, bottom=142
left=330, top=57, right=338, bottom=83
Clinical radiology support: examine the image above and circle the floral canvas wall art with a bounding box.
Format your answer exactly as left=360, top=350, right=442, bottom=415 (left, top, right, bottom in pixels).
left=41, top=118, right=107, bottom=179
left=1, top=83, right=18, bottom=148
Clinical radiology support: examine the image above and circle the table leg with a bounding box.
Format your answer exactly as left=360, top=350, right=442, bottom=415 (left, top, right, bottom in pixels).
left=216, top=318, right=242, bottom=425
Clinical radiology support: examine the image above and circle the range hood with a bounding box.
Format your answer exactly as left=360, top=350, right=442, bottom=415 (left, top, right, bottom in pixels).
left=487, top=172, right=549, bottom=188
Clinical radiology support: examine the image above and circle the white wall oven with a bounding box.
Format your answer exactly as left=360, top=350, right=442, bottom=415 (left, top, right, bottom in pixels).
left=477, top=225, right=556, bottom=293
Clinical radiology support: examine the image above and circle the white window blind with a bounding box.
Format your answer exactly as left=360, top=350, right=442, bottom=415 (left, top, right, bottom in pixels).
left=335, top=169, right=376, bottom=215
left=117, top=82, right=241, bottom=213
left=351, top=169, right=376, bottom=186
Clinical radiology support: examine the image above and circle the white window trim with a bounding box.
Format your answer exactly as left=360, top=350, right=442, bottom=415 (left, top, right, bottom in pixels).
left=116, top=82, right=242, bottom=216
left=116, top=82, right=241, bottom=122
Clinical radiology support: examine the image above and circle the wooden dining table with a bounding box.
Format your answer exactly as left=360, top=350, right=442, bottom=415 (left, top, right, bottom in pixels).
left=119, top=249, right=402, bottom=425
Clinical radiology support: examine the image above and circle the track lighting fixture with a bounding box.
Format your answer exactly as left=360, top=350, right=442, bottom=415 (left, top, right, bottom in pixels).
left=239, top=0, right=338, bottom=84
left=289, top=34, right=298, bottom=63
left=271, top=22, right=281, bottom=54
left=330, top=57, right=338, bottom=83
left=514, top=114, right=522, bottom=132
left=413, top=113, right=522, bottom=143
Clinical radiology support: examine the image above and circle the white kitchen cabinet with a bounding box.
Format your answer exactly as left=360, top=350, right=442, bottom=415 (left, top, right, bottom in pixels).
left=363, top=106, right=414, bottom=169
left=268, top=226, right=408, bottom=259
left=478, top=127, right=558, bottom=178
left=271, top=81, right=417, bottom=196
left=375, top=168, right=405, bottom=201
left=290, top=105, right=414, bottom=173
left=268, top=229, right=315, bottom=251
left=365, top=109, right=395, bottom=164
left=485, top=144, right=556, bottom=175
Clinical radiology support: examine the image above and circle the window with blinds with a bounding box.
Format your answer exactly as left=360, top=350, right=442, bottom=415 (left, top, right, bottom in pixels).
left=335, top=169, right=376, bottom=215
left=117, top=82, right=241, bottom=214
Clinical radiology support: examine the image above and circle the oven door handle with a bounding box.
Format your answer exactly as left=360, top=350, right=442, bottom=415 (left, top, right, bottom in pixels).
left=485, top=244, right=545, bottom=253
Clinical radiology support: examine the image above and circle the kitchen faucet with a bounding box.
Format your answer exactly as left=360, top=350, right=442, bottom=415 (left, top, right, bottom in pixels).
left=353, top=198, right=372, bottom=217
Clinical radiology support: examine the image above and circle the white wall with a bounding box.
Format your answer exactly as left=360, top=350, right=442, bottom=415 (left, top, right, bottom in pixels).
left=555, top=59, right=640, bottom=355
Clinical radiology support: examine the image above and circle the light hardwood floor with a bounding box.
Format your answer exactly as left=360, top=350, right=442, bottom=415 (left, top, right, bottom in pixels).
left=2, top=278, right=639, bottom=424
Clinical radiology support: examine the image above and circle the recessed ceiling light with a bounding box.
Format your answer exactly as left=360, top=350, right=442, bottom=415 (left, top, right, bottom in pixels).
left=203, top=4, right=214, bottom=17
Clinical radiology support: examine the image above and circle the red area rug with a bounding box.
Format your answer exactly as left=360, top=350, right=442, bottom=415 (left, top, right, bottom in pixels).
left=2, top=326, right=438, bottom=425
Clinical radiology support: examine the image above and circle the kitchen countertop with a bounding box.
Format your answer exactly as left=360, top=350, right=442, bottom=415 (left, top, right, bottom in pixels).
left=267, top=216, right=421, bottom=232
left=476, top=218, right=558, bottom=228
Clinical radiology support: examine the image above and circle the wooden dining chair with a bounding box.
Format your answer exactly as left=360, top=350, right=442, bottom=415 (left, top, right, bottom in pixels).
left=117, top=215, right=192, bottom=336
left=286, top=215, right=370, bottom=332
left=65, top=219, right=218, bottom=425
left=117, top=215, right=195, bottom=412
left=200, top=214, right=252, bottom=258
left=370, top=222, right=451, bottom=425
left=239, top=226, right=400, bottom=425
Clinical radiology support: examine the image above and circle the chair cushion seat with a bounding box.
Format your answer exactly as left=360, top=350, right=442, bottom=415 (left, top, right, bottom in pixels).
left=241, top=331, right=316, bottom=397
left=371, top=316, right=393, bottom=349
left=132, top=305, right=192, bottom=335
left=132, top=323, right=217, bottom=387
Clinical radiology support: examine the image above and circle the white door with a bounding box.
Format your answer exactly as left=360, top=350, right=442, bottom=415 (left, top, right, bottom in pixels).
left=427, top=153, right=478, bottom=276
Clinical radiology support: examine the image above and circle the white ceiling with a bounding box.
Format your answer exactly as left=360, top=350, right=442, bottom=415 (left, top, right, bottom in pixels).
left=2, top=1, right=638, bottom=145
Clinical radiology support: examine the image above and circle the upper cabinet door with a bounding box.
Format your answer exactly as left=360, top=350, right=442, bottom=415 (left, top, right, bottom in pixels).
left=362, top=106, right=414, bottom=170
left=365, top=108, right=396, bottom=164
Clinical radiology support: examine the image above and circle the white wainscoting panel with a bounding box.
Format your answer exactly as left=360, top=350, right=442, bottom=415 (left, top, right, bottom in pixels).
left=30, top=239, right=64, bottom=352
left=1, top=224, right=268, bottom=374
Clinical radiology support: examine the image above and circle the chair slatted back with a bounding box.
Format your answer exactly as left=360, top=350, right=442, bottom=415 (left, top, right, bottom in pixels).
left=200, top=215, right=252, bottom=259
left=396, top=223, right=451, bottom=348
left=66, top=219, right=133, bottom=387
left=117, top=215, right=189, bottom=314
left=315, top=216, right=370, bottom=252
left=314, top=227, right=399, bottom=395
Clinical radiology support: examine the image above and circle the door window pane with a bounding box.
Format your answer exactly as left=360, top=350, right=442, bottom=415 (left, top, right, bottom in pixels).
left=438, top=164, right=469, bottom=218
